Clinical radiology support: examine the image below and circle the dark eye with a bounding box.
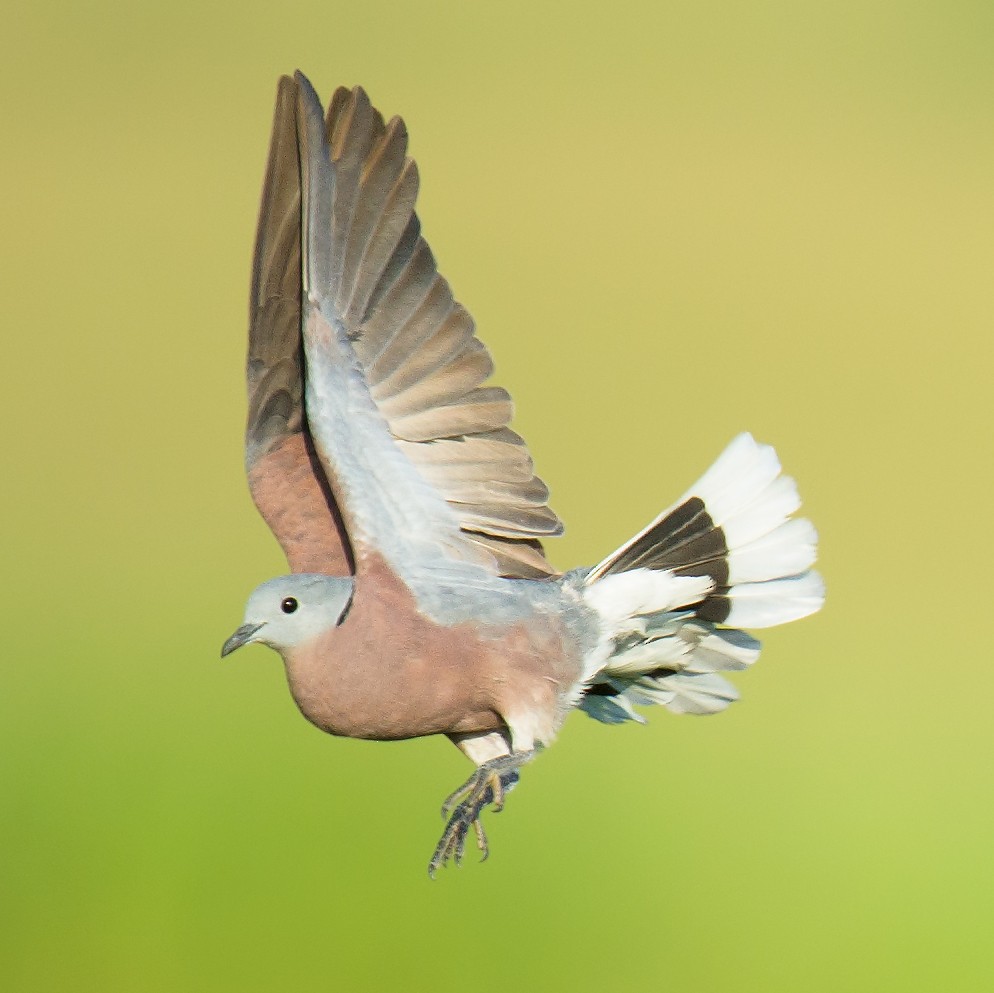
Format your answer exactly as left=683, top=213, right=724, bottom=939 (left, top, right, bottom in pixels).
left=280, top=597, right=299, bottom=614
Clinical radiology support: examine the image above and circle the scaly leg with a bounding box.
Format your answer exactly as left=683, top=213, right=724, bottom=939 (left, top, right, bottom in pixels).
left=427, top=750, right=535, bottom=877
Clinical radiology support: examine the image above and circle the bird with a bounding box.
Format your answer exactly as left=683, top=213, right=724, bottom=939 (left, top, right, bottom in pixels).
left=221, top=71, right=825, bottom=877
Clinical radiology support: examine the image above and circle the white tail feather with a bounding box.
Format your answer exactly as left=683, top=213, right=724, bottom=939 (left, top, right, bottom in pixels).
left=727, top=517, right=818, bottom=584
left=721, top=475, right=802, bottom=550
left=681, top=626, right=762, bottom=673
left=628, top=671, right=740, bottom=715
left=688, top=434, right=782, bottom=525
left=577, top=433, right=823, bottom=725
left=723, top=571, right=826, bottom=628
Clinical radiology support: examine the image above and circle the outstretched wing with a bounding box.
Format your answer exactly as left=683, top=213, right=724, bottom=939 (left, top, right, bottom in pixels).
left=245, top=73, right=562, bottom=580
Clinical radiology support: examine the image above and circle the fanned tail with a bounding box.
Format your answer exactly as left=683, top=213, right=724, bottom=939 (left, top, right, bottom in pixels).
left=578, top=433, right=824, bottom=724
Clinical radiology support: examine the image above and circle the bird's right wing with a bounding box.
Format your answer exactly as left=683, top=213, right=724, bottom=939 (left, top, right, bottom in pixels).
left=245, top=78, right=352, bottom=576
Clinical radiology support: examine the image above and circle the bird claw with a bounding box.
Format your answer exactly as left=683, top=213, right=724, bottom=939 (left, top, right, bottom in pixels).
left=427, top=752, right=531, bottom=878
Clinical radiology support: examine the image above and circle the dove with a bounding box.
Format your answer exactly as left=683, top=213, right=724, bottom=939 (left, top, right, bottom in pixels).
left=222, top=72, right=824, bottom=876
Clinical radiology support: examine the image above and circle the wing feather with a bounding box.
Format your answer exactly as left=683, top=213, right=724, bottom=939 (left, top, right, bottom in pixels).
left=244, top=76, right=351, bottom=575
left=370, top=305, right=475, bottom=400
left=388, top=386, right=513, bottom=443
left=375, top=340, right=493, bottom=419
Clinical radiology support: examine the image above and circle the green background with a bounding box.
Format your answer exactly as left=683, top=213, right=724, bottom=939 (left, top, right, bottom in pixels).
left=4, top=1, right=992, bottom=990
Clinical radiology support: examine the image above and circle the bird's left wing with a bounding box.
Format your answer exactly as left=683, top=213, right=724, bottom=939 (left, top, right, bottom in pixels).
left=280, top=73, right=562, bottom=583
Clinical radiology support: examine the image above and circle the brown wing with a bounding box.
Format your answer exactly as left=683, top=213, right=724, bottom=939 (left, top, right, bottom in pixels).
left=245, top=74, right=562, bottom=579
left=246, top=77, right=351, bottom=575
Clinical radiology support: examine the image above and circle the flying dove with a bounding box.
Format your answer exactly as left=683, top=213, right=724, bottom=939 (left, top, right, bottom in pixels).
left=222, top=72, right=825, bottom=876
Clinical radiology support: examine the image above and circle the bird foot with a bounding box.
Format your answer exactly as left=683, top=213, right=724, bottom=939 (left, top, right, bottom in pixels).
left=427, top=751, right=533, bottom=878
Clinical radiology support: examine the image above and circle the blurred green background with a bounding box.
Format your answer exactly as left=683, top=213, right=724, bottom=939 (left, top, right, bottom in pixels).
left=3, top=1, right=992, bottom=990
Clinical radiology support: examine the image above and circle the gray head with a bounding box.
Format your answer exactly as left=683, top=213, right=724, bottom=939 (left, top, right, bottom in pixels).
left=221, top=574, right=355, bottom=658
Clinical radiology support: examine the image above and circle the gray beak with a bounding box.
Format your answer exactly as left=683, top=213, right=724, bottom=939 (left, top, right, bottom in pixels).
left=221, top=622, right=264, bottom=658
